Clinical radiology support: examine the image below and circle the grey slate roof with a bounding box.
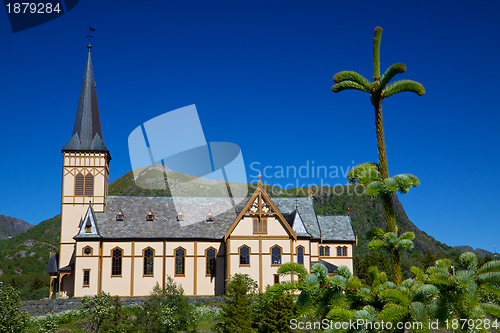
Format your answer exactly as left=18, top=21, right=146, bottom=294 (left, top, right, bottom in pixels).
left=312, top=259, right=338, bottom=273
left=272, top=198, right=321, bottom=238
left=62, top=47, right=108, bottom=152
left=87, top=195, right=354, bottom=242
left=93, top=196, right=249, bottom=239
left=284, top=209, right=311, bottom=237
left=317, top=216, right=356, bottom=241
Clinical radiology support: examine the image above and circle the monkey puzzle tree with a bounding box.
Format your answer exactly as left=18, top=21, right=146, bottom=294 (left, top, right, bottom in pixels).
left=332, top=27, right=424, bottom=285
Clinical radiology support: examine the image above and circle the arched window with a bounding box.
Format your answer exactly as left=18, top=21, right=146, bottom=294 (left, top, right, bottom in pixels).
left=297, top=246, right=304, bottom=265
left=342, top=246, right=348, bottom=257
left=85, top=173, right=94, bottom=196
left=206, top=248, right=216, bottom=276
left=75, top=173, right=84, bottom=196
left=319, top=246, right=324, bottom=256
left=336, top=246, right=342, bottom=257
left=239, top=246, right=250, bottom=266
left=175, top=248, right=185, bottom=276
left=144, top=248, right=154, bottom=276
left=271, top=246, right=281, bottom=265
left=112, top=248, right=122, bottom=276
left=325, top=246, right=330, bottom=257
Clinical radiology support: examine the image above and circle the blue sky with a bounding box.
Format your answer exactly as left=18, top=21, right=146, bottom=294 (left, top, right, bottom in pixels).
left=0, top=1, right=499, bottom=253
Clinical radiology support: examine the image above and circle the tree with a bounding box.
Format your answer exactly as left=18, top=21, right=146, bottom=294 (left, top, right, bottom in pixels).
left=0, top=285, right=30, bottom=333
left=79, top=291, right=113, bottom=333
left=100, top=296, right=132, bottom=333
left=269, top=255, right=500, bottom=333
left=135, top=278, right=197, bottom=333
left=216, top=273, right=259, bottom=333
left=332, top=27, right=424, bottom=285
left=255, top=293, right=297, bottom=333
left=367, top=228, right=415, bottom=287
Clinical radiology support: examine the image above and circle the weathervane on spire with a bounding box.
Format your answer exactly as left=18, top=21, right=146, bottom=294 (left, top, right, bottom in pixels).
left=85, top=25, right=95, bottom=49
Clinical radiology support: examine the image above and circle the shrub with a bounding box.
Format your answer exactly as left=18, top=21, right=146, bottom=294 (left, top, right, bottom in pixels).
left=100, top=296, right=132, bottom=333
left=79, top=291, right=113, bottom=333
left=33, top=312, right=58, bottom=333
left=135, top=277, right=197, bottom=333
left=0, top=285, right=30, bottom=332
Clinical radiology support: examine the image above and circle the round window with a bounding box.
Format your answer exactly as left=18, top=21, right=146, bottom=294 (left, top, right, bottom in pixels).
left=84, top=247, right=91, bottom=255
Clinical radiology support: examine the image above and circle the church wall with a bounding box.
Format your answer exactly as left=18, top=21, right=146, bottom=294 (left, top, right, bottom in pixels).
left=74, top=250, right=100, bottom=297
left=100, top=241, right=132, bottom=296
left=230, top=216, right=253, bottom=235
left=267, top=216, right=290, bottom=236
left=134, top=242, right=164, bottom=256
left=131, top=241, right=164, bottom=296
left=195, top=241, right=224, bottom=296
left=101, top=259, right=132, bottom=296
left=133, top=256, right=163, bottom=296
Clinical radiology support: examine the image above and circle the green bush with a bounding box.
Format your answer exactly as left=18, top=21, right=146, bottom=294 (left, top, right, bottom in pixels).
left=0, top=285, right=30, bottom=333
left=135, top=277, right=197, bottom=333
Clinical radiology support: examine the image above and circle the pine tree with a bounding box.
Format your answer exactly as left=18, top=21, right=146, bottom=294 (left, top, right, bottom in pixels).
left=216, top=274, right=258, bottom=333
left=256, top=293, right=297, bottom=333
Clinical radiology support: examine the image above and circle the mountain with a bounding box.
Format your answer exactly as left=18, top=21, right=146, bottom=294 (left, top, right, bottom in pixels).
left=454, top=245, right=497, bottom=259
left=0, top=214, right=33, bottom=239
left=0, top=215, right=60, bottom=299
left=109, top=164, right=273, bottom=197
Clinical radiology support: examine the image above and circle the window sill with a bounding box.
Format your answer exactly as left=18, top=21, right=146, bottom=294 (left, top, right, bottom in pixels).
left=111, top=275, right=122, bottom=278
left=174, top=274, right=185, bottom=277
left=239, top=264, right=250, bottom=267
left=143, top=274, right=154, bottom=277
left=83, top=285, right=90, bottom=288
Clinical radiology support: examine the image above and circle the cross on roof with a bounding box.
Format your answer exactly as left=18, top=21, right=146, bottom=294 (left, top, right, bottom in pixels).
left=85, top=25, right=95, bottom=46
left=258, top=174, right=262, bottom=183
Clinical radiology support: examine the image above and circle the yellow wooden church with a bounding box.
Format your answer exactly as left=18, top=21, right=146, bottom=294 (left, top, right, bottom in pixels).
left=47, top=45, right=356, bottom=297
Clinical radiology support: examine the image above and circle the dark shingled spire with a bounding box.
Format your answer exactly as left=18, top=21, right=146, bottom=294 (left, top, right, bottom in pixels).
left=63, top=44, right=108, bottom=152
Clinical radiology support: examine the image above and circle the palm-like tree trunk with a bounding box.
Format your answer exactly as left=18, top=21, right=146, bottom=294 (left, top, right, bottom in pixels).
left=374, top=96, right=401, bottom=285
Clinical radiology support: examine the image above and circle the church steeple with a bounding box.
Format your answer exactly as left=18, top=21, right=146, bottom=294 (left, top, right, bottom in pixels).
left=63, top=44, right=108, bottom=152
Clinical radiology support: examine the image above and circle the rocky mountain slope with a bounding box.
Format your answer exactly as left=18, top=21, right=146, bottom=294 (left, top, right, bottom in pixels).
left=0, top=214, right=33, bottom=239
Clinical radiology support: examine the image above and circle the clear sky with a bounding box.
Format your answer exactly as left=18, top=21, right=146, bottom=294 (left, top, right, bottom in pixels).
left=1, top=1, right=499, bottom=253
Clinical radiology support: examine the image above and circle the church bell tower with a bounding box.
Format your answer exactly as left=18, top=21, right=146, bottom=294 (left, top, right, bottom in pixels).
left=57, top=43, right=111, bottom=296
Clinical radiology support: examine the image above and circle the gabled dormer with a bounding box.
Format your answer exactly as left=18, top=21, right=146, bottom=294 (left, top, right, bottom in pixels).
left=290, top=208, right=311, bottom=237
left=74, top=202, right=102, bottom=239
left=224, top=177, right=297, bottom=240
